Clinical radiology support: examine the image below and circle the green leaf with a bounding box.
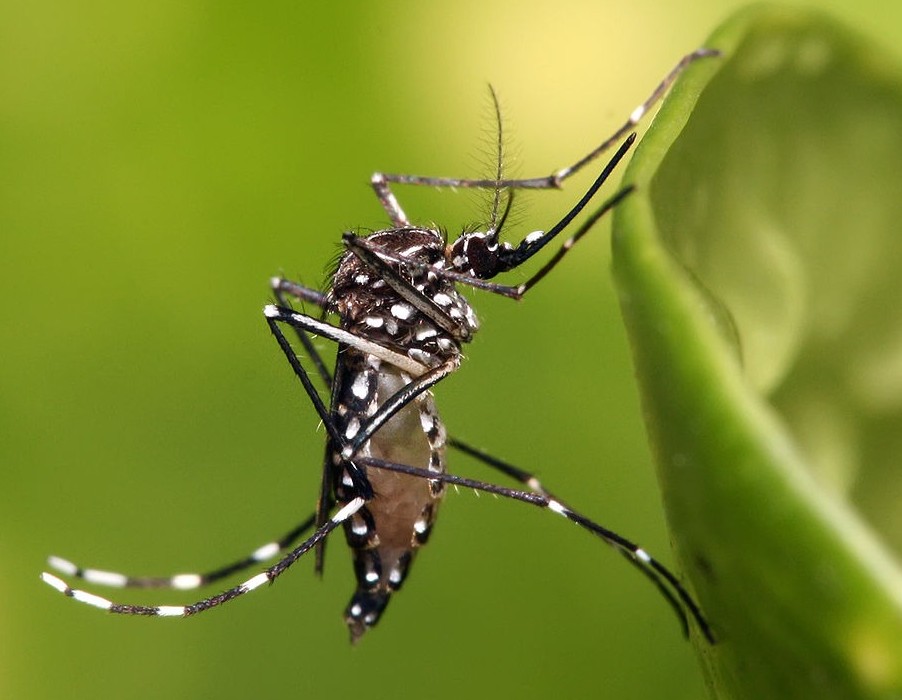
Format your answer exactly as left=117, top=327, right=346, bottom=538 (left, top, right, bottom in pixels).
left=612, top=6, right=902, bottom=699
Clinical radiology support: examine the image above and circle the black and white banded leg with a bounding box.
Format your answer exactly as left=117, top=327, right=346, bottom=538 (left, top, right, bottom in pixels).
left=41, top=500, right=364, bottom=617
left=41, top=303, right=446, bottom=616
left=444, top=439, right=714, bottom=643
left=44, top=513, right=318, bottom=593
left=40, top=287, right=342, bottom=605
left=355, top=455, right=715, bottom=644
left=370, top=48, right=718, bottom=227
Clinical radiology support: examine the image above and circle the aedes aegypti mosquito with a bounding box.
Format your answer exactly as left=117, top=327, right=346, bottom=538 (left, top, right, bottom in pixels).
left=42, top=49, right=718, bottom=644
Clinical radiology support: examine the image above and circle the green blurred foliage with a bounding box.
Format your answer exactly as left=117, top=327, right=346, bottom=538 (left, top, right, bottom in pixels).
left=615, top=7, right=902, bottom=697
left=2, top=2, right=900, bottom=699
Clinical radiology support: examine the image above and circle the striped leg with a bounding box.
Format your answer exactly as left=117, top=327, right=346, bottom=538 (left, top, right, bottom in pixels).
left=40, top=499, right=365, bottom=617
left=448, top=438, right=713, bottom=640
left=356, top=455, right=715, bottom=644
left=369, top=49, right=719, bottom=222
left=44, top=512, right=317, bottom=592
left=267, top=278, right=336, bottom=573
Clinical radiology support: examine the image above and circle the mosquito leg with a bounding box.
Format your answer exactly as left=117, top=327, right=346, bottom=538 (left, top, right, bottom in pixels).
left=265, top=305, right=429, bottom=380
left=370, top=49, right=719, bottom=207
left=40, top=499, right=365, bottom=617
left=46, top=512, right=317, bottom=592
left=270, top=277, right=334, bottom=389
left=447, top=436, right=711, bottom=639
left=371, top=173, right=411, bottom=227
left=271, top=277, right=329, bottom=310
left=356, top=455, right=715, bottom=644
left=449, top=437, right=554, bottom=497
left=265, top=307, right=378, bottom=500
left=264, top=286, right=345, bottom=574
left=507, top=185, right=633, bottom=298
left=543, top=48, right=719, bottom=186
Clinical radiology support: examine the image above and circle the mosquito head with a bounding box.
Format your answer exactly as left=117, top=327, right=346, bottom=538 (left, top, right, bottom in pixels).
left=446, top=231, right=512, bottom=280
left=447, top=188, right=519, bottom=280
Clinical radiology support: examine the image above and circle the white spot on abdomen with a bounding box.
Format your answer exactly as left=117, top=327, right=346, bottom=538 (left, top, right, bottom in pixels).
left=351, top=373, right=369, bottom=399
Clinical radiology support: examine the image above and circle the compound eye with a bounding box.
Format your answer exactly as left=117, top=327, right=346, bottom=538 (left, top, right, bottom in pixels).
left=450, top=233, right=499, bottom=279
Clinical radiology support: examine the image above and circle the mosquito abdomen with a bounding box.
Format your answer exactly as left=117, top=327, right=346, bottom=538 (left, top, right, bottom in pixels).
left=332, top=355, right=447, bottom=642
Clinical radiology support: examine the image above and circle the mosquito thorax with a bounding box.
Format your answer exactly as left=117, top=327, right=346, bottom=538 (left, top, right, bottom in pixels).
left=330, top=227, right=480, bottom=363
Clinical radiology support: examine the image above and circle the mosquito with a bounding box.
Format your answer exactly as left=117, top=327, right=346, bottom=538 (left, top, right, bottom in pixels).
left=42, top=49, right=718, bottom=644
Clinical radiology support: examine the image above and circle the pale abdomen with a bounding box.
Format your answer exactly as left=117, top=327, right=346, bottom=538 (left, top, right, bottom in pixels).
left=330, top=352, right=446, bottom=642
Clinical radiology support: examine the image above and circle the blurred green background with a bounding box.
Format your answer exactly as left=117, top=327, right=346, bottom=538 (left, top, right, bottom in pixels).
left=3, top=2, right=900, bottom=698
